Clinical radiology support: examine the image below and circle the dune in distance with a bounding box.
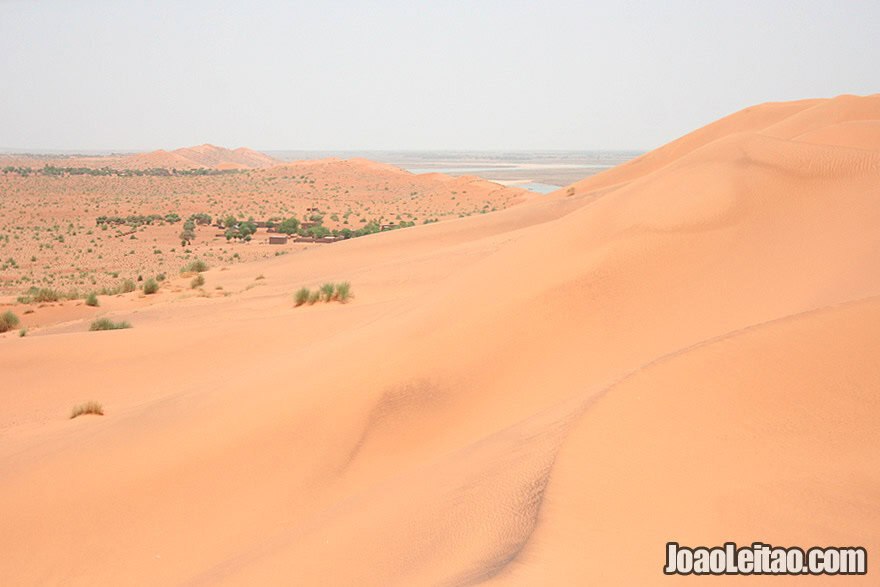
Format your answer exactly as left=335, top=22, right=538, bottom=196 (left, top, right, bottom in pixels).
left=0, top=143, right=281, bottom=170
left=1, top=94, right=879, bottom=584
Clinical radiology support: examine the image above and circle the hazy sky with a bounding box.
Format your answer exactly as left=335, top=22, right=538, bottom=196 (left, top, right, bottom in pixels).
left=1, top=0, right=877, bottom=151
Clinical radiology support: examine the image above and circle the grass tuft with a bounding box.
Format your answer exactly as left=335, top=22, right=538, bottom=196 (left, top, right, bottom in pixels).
left=293, top=282, right=353, bottom=307
left=89, top=318, right=131, bottom=331
left=320, top=282, right=335, bottom=302
left=334, top=281, right=352, bottom=303
left=0, top=310, right=20, bottom=333
left=143, top=278, right=159, bottom=294
left=70, top=401, right=103, bottom=419
left=85, top=292, right=99, bottom=306
left=294, top=287, right=310, bottom=306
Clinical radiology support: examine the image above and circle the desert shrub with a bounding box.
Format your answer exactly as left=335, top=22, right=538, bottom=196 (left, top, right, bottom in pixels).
left=182, top=259, right=208, bottom=273
left=0, top=310, right=20, bottom=332
left=16, top=295, right=33, bottom=304
left=334, top=281, right=352, bottom=303
left=120, top=279, right=136, bottom=293
left=89, top=318, right=131, bottom=331
left=85, top=292, right=99, bottom=306
left=32, top=288, right=60, bottom=303
left=191, top=274, right=205, bottom=289
left=307, top=290, right=320, bottom=305
left=156, top=273, right=166, bottom=282
left=70, top=401, right=103, bottom=419
left=320, top=282, right=335, bottom=302
left=143, top=278, right=159, bottom=294
left=294, top=287, right=310, bottom=306
left=19, top=328, right=27, bottom=337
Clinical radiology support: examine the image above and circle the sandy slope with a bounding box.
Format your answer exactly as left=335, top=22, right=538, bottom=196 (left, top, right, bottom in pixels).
left=1, top=94, right=879, bottom=584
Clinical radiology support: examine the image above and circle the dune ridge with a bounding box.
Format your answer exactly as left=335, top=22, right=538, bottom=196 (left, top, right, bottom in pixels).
left=1, top=94, right=879, bottom=584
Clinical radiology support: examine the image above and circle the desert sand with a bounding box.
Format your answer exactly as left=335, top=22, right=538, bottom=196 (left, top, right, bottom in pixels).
left=1, top=94, right=879, bottom=584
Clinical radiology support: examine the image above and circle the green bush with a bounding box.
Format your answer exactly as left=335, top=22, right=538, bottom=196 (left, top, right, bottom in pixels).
left=320, top=282, right=335, bottom=302
left=294, top=287, right=310, bottom=306
left=120, top=279, right=136, bottom=293
left=143, top=278, right=159, bottom=294
left=307, top=290, right=320, bottom=305
left=85, top=292, right=99, bottom=307
left=191, top=274, right=205, bottom=289
left=89, top=318, right=131, bottom=331
left=182, top=259, right=208, bottom=273
left=334, top=281, right=352, bottom=303
left=0, top=310, right=20, bottom=333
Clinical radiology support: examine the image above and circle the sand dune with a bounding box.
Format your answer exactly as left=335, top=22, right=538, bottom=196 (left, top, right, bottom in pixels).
left=1, top=94, right=879, bottom=584
left=0, top=144, right=280, bottom=170
left=170, top=144, right=280, bottom=169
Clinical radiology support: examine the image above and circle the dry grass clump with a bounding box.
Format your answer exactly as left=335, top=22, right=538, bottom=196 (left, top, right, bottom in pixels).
left=334, top=281, right=351, bottom=303
left=0, top=310, right=20, bottom=332
left=293, top=282, right=352, bottom=307
left=182, top=259, right=208, bottom=274
left=320, top=282, right=335, bottom=302
left=143, top=277, right=159, bottom=294
left=191, top=274, right=205, bottom=289
left=89, top=317, right=132, bottom=331
left=70, top=401, right=103, bottom=419
left=294, top=287, right=310, bottom=306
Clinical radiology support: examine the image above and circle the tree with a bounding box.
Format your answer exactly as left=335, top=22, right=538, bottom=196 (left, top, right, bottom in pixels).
left=238, top=218, right=257, bottom=241
left=179, top=218, right=196, bottom=245
left=278, top=216, right=300, bottom=235
left=307, top=225, right=330, bottom=238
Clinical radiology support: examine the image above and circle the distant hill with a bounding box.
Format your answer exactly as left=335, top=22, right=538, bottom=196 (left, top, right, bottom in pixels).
left=0, top=144, right=281, bottom=170
left=118, top=144, right=280, bottom=170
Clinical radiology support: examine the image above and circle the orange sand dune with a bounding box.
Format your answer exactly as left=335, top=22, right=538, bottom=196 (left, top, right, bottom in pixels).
left=557, top=93, right=879, bottom=197
left=119, top=148, right=202, bottom=169
left=795, top=120, right=880, bottom=150
left=171, top=144, right=280, bottom=168
left=2, top=95, right=879, bottom=584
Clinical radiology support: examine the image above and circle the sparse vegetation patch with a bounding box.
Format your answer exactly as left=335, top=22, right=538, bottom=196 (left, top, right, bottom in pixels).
left=89, top=318, right=131, bottom=331
left=293, top=282, right=353, bottom=307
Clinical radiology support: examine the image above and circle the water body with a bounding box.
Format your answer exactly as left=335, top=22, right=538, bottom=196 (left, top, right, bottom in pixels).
left=513, top=182, right=560, bottom=194
left=403, top=165, right=613, bottom=174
